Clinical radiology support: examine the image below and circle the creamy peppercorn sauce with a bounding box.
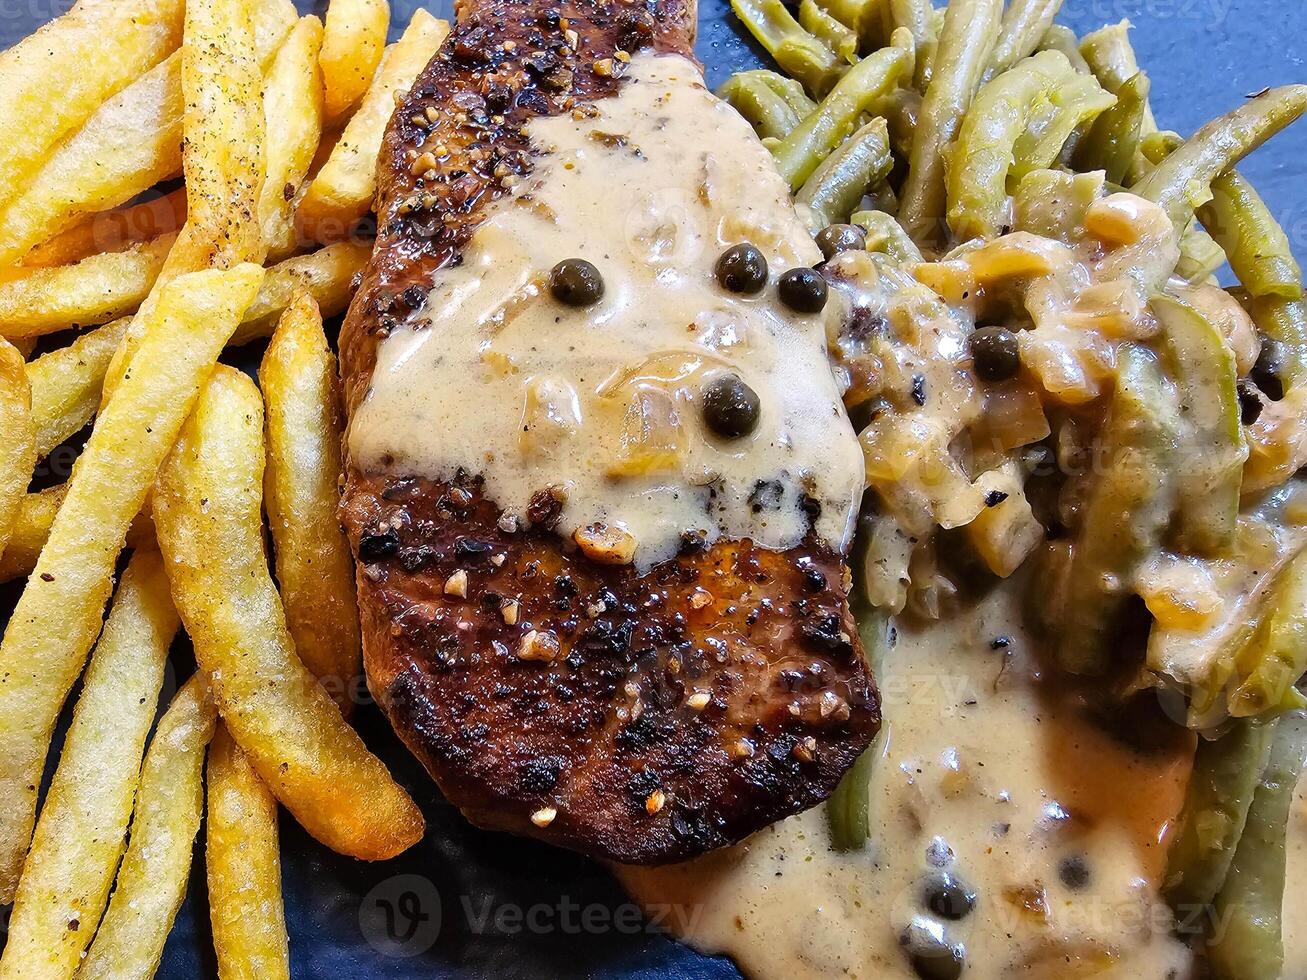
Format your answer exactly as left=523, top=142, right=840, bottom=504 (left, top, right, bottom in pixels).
left=348, top=51, right=865, bottom=571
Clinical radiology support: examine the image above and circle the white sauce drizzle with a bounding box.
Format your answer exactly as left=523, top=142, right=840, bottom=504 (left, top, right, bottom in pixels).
left=349, top=52, right=865, bottom=570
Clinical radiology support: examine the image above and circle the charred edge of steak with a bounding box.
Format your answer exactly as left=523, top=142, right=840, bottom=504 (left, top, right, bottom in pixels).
left=339, top=0, right=697, bottom=418
left=344, top=471, right=881, bottom=864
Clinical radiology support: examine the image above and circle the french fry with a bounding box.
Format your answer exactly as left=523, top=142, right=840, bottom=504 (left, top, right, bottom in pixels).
left=207, top=725, right=290, bottom=980
left=232, top=241, right=372, bottom=345
left=297, top=11, right=450, bottom=243
left=260, top=17, right=326, bottom=261
left=0, top=238, right=172, bottom=339
left=0, top=0, right=295, bottom=268
left=27, top=318, right=132, bottom=459
left=320, top=0, right=391, bottom=124
left=0, top=0, right=185, bottom=212
left=0, top=338, right=35, bottom=563
left=78, top=676, right=217, bottom=980
left=21, top=188, right=188, bottom=268
left=0, top=264, right=264, bottom=902
left=0, top=486, right=155, bottom=585
left=0, top=550, right=176, bottom=980
left=260, top=293, right=361, bottom=712
left=154, top=367, right=425, bottom=861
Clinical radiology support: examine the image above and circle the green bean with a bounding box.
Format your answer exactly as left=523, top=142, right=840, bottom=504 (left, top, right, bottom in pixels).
left=797, top=119, right=893, bottom=226
left=1200, top=170, right=1303, bottom=301
left=771, top=43, right=912, bottom=189
left=879, top=85, right=922, bottom=158
left=800, top=0, right=859, bottom=63
left=1176, top=224, right=1228, bottom=283
left=1228, top=549, right=1307, bottom=718
left=888, top=0, right=933, bottom=51
left=898, top=0, right=1004, bottom=244
left=1079, top=20, right=1158, bottom=133
left=853, top=208, right=925, bottom=263
left=1241, top=293, right=1307, bottom=389
left=1010, top=73, right=1115, bottom=181
left=1139, top=128, right=1181, bottom=165
left=1130, top=85, right=1307, bottom=237
left=1163, top=717, right=1277, bottom=919
left=826, top=603, right=887, bottom=850
left=1072, top=70, right=1150, bottom=185
left=718, top=73, right=803, bottom=140
left=985, top=0, right=1063, bottom=81
left=732, top=0, right=843, bottom=97
left=751, top=69, right=820, bottom=118
left=814, top=0, right=885, bottom=49
left=1153, top=295, right=1245, bottom=557
left=946, top=50, right=1074, bottom=241
left=1012, top=168, right=1104, bottom=242
left=1056, top=344, right=1177, bottom=675
left=1208, top=711, right=1307, bottom=980
left=1035, top=24, right=1090, bottom=75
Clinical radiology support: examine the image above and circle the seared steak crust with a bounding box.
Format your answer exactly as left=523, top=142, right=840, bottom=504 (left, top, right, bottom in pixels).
left=338, top=0, right=880, bottom=863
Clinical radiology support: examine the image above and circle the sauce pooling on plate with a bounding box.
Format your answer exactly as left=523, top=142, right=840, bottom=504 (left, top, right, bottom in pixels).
left=349, top=52, right=864, bottom=571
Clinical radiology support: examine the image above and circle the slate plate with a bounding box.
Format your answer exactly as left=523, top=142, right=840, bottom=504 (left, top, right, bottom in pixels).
left=0, top=1, right=1303, bottom=976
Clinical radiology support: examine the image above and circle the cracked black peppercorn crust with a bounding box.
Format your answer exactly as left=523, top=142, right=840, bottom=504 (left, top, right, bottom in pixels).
left=338, top=0, right=880, bottom=864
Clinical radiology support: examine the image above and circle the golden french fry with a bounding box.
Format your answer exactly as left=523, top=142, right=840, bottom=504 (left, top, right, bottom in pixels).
left=0, top=0, right=294, bottom=268
left=260, top=17, right=326, bottom=261
left=260, top=293, right=361, bottom=712
left=154, top=367, right=425, bottom=861
left=233, top=241, right=372, bottom=345
left=0, top=486, right=155, bottom=586
left=0, top=0, right=184, bottom=212
left=0, top=339, right=35, bottom=563
left=0, top=264, right=264, bottom=902
left=297, top=11, right=449, bottom=243
left=0, top=550, right=176, bottom=980
left=78, top=676, right=217, bottom=980
left=320, top=0, right=390, bottom=124
left=207, top=725, right=290, bottom=980
left=0, top=238, right=171, bottom=339
left=21, top=188, right=188, bottom=269
left=27, top=318, right=132, bottom=459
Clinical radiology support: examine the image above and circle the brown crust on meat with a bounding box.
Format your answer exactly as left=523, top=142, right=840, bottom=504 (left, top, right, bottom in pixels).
left=343, top=471, right=879, bottom=864
left=338, top=0, right=880, bottom=863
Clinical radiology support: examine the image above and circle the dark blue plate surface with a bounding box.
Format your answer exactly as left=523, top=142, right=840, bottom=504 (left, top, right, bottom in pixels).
left=0, top=1, right=1303, bottom=976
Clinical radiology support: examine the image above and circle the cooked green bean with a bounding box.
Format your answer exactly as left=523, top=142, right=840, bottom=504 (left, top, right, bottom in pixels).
left=985, top=0, right=1062, bottom=80
left=1012, top=168, right=1103, bottom=242
left=1229, top=549, right=1307, bottom=718
left=826, top=604, right=887, bottom=850
left=1241, top=293, right=1307, bottom=389
left=1153, top=295, right=1245, bottom=557
left=1073, top=70, right=1150, bottom=184
left=1207, top=711, right=1307, bottom=980
left=1035, top=24, right=1090, bottom=74
left=1163, top=717, right=1277, bottom=918
left=814, top=0, right=885, bottom=49
left=853, top=208, right=925, bottom=263
left=751, top=68, right=820, bottom=118
left=1177, top=223, right=1229, bottom=283
left=718, top=73, right=803, bottom=140
left=1010, top=73, right=1115, bottom=180
left=880, top=85, right=921, bottom=158
left=1131, top=85, right=1307, bottom=237
left=797, top=119, right=893, bottom=225
left=800, top=0, right=859, bottom=63
left=1056, top=344, right=1177, bottom=675
left=898, top=0, right=1004, bottom=244
left=1200, top=170, right=1303, bottom=301
left=732, top=0, right=844, bottom=97
left=1079, top=19, right=1158, bottom=133
left=946, top=50, right=1073, bottom=241
left=888, top=0, right=933, bottom=51
left=771, top=43, right=912, bottom=189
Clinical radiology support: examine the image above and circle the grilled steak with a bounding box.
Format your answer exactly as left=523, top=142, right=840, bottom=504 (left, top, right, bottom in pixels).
left=338, top=0, right=880, bottom=864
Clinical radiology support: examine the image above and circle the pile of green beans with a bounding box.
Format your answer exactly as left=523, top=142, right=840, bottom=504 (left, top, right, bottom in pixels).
left=722, top=6, right=1307, bottom=972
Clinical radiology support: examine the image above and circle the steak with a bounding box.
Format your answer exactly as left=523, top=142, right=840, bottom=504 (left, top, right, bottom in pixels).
left=337, top=0, right=880, bottom=864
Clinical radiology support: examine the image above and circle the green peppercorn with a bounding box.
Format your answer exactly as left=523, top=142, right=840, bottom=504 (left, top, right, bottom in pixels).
left=702, top=374, right=761, bottom=438
left=549, top=258, right=604, bottom=306
left=969, top=326, right=1021, bottom=382
left=778, top=267, right=828, bottom=313
left=814, top=223, right=866, bottom=260
left=714, top=243, right=768, bottom=294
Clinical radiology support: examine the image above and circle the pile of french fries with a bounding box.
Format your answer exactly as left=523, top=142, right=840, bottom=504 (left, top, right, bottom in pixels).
left=0, top=0, right=450, bottom=975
